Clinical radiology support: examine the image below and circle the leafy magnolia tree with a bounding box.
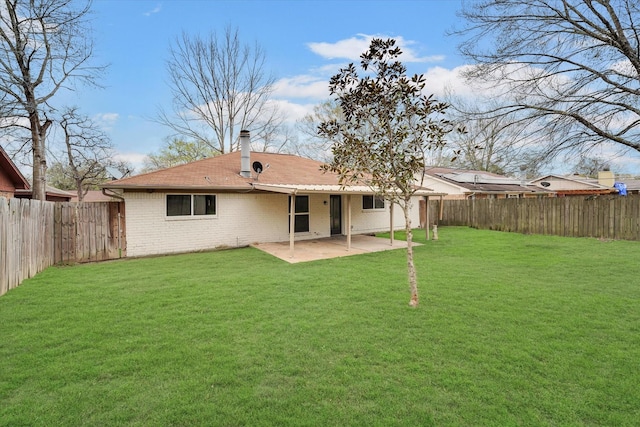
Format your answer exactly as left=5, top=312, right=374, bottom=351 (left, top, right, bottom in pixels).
left=0, top=0, right=102, bottom=200
left=157, top=26, right=281, bottom=154
left=318, top=38, right=454, bottom=307
left=454, top=0, right=640, bottom=161
left=143, top=138, right=218, bottom=172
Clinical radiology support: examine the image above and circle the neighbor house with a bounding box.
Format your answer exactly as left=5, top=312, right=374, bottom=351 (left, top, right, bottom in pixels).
left=103, top=131, right=441, bottom=258
left=529, top=173, right=618, bottom=196
left=422, top=167, right=551, bottom=200
left=0, top=146, right=30, bottom=199
left=14, top=186, right=75, bottom=202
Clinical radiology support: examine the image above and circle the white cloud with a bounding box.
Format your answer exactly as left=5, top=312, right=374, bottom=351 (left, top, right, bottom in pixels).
left=113, top=152, right=148, bottom=169
left=307, top=34, right=444, bottom=63
left=143, top=4, right=162, bottom=16
left=270, top=99, right=316, bottom=124
left=273, top=75, right=331, bottom=100
left=93, top=112, right=119, bottom=131
left=422, top=65, right=474, bottom=98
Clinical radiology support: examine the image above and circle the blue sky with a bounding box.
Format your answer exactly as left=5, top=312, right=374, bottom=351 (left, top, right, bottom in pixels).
left=61, top=0, right=640, bottom=174
left=66, top=0, right=467, bottom=169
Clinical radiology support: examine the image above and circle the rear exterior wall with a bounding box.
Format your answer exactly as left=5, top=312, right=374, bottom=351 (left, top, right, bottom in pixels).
left=123, top=191, right=421, bottom=257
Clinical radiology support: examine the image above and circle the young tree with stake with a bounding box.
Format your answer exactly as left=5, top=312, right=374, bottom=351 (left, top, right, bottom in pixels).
left=318, top=38, right=455, bottom=307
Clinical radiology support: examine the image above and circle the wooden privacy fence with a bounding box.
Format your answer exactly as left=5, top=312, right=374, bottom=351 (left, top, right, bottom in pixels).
left=1, top=199, right=126, bottom=296
left=54, top=202, right=126, bottom=264
left=0, top=198, right=54, bottom=296
left=427, top=195, right=640, bottom=241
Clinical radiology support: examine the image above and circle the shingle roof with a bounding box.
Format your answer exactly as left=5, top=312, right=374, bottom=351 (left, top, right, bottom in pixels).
left=103, top=152, right=342, bottom=191
left=425, top=166, right=548, bottom=194
left=0, top=145, right=30, bottom=190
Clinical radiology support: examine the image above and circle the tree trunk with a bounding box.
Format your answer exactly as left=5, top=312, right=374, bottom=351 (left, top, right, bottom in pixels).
left=29, top=112, right=47, bottom=201
left=403, top=200, right=419, bottom=307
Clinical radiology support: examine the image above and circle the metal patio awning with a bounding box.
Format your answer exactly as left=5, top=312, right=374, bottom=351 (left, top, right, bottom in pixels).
left=251, top=183, right=446, bottom=197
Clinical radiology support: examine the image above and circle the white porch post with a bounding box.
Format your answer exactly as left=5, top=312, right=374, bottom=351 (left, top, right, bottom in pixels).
left=425, top=196, right=431, bottom=240
left=289, top=193, right=296, bottom=258
left=346, top=194, right=352, bottom=251
left=389, top=201, right=394, bottom=246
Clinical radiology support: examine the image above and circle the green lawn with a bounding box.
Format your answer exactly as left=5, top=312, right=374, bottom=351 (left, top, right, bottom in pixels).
left=1, top=227, right=638, bottom=426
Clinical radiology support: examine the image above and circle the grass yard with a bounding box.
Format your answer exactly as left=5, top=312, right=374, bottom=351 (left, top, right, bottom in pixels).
left=1, top=226, right=639, bottom=426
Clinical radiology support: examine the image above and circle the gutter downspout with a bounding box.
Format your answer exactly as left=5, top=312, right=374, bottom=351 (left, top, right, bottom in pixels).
left=101, top=188, right=124, bottom=201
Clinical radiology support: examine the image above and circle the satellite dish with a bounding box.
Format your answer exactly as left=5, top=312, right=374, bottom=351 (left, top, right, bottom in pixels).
left=252, top=161, right=263, bottom=173
left=541, top=181, right=551, bottom=187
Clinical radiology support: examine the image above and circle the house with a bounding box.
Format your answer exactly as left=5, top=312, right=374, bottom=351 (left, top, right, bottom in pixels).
left=529, top=173, right=618, bottom=196
left=422, top=167, right=551, bottom=200
left=0, top=146, right=30, bottom=199
left=103, top=131, right=441, bottom=258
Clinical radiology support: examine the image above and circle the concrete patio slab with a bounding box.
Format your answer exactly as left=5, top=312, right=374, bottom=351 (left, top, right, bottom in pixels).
left=251, top=234, right=418, bottom=263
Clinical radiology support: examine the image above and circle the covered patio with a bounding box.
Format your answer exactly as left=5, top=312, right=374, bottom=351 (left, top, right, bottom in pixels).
left=252, top=234, right=420, bottom=263
left=251, top=183, right=444, bottom=262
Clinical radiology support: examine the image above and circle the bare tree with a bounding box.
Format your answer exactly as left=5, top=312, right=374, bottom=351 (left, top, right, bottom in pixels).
left=573, top=155, right=613, bottom=177
left=446, top=95, right=543, bottom=175
left=453, top=0, right=640, bottom=161
left=157, top=26, right=281, bottom=154
left=50, top=107, right=116, bottom=201
left=0, top=0, right=102, bottom=200
left=319, top=38, right=455, bottom=308
left=294, top=100, right=342, bottom=161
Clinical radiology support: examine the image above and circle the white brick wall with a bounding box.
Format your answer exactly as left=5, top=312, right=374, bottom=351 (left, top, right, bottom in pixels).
left=348, top=195, right=421, bottom=234
left=123, top=191, right=422, bottom=257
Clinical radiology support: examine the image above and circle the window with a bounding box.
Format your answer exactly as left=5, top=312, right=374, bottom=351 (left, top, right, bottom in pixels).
left=194, top=195, right=216, bottom=215
left=288, top=195, right=309, bottom=233
left=167, top=194, right=216, bottom=217
left=362, top=195, right=384, bottom=210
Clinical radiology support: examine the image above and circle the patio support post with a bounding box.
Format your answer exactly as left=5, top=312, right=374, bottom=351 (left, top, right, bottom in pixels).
left=425, top=196, right=431, bottom=240
left=389, top=201, right=394, bottom=246
left=346, top=194, right=352, bottom=251
left=289, top=193, right=296, bottom=258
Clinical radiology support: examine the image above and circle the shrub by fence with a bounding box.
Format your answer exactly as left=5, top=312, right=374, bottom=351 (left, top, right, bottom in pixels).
left=428, top=195, right=640, bottom=241
left=1, top=199, right=125, bottom=296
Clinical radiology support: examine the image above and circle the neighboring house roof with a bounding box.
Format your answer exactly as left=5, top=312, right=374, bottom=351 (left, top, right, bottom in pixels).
left=103, top=151, right=442, bottom=196
left=617, top=179, right=640, bottom=192
left=14, top=185, right=75, bottom=201
left=529, top=174, right=617, bottom=195
left=0, top=145, right=30, bottom=191
left=424, top=167, right=547, bottom=195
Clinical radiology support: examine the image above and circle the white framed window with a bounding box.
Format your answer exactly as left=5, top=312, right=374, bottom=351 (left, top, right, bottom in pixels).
left=362, top=195, right=385, bottom=210
left=288, top=195, right=310, bottom=233
left=166, top=194, right=217, bottom=217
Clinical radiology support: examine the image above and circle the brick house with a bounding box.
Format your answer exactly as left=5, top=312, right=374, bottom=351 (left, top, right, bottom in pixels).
left=103, top=132, right=440, bottom=257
